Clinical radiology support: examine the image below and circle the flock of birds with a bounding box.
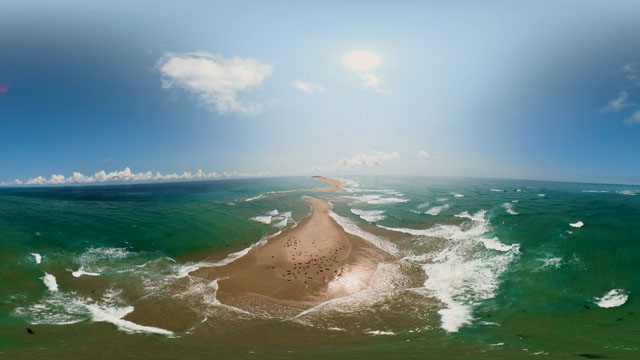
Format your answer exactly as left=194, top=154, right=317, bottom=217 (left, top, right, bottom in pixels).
left=276, top=234, right=346, bottom=285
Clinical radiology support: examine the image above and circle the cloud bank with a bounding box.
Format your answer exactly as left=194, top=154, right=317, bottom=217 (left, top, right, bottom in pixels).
left=157, top=51, right=272, bottom=114
left=331, top=150, right=399, bottom=170
left=0, top=167, right=268, bottom=186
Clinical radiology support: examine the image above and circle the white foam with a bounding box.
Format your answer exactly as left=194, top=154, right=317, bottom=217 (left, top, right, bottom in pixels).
left=337, top=178, right=361, bottom=192
left=617, top=190, right=638, bottom=196
left=425, top=204, right=449, bottom=216
left=21, top=275, right=172, bottom=336
left=502, top=203, right=518, bottom=215
left=396, top=210, right=519, bottom=332
left=245, top=193, right=266, bottom=201
left=480, top=237, right=518, bottom=252
left=250, top=209, right=292, bottom=227
left=454, top=210, right=486, bottom=222
left=14, top=292, right=88, bottom=325
left=490, top=189, right=503, bottom=192
left=79, top=247, right=130, bottom=262
left=272, top=211, right=292, bottom=228
left=327, top=327, right=345, bottom=331
left=350, top=209, right=386, bottom=222
left=365, top=330, right=395, bottom=335
left=71, top=267, right=101, bottom=278
left=569, top=221, right=584, bottom=228
left=31, top=253, right=42, bottom=264
left=250, top=215, right=272, bottom=224
left=41, top=272, right=59, bottom=292
left=417, top=202, right=430, bottom=209
left=436, top=197, right=448, bottom=202
left=329, top=211, right=398, bottom=256
left=595, top=289, right=628, bottom=308
left=342, top=194, right=407, bottom=205
left=583, top=190, right=609, bottom=193
left=86, top=303, right=173, bottom=336
left=537, top=256, right=562, bottom=270
left=452, top=193, right=464, bottom=198
left=512, top=199, right=519, bottom=203
left=537, top=193, right=546, bottom=197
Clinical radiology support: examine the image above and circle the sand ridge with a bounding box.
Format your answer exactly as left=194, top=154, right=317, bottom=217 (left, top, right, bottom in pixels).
left=189, top=177, right=392, bottom=307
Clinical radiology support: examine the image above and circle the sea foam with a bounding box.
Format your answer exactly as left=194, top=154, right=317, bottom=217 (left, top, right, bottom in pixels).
left=569, top=221, right=584, bottom=228
left=595, top=289, right=628, bottom=308
left=31, top=253, right=42, bottom=264
left=41, top=272, right=59, bottom=292
left=342, top=194, right=407, bottom=205
left=250, top=209, right=292, bottom=227
left=71, top=266, right=101, bottom=278
left=502, top=203, right=518, bottom=215
left=425, top=204, right=449, bottom=216
left=16, top=287, right=174, bottom=336
left=389, top=210, right=520, bottom=332
left=329, top=211, right=398, bottom=256
left=350, top=209, right=386, bottom=222
left=86, top=289, right=174, bottom=336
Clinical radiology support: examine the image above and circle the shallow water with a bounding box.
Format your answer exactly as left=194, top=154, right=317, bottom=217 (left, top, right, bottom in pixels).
left=1, top=176, right=639, bottom=359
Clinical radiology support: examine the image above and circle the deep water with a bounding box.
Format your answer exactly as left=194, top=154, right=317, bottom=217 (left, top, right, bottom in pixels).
left=1, top=176, right=639, bottom=359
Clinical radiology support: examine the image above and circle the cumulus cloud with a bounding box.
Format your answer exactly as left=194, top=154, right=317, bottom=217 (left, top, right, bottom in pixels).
left=292, top=80, right=325, bottom=94
left=605, top=91, right=629, bottom=112
left=359, top=73, right=385, bottom=94
left=417, top=150, right=430, bottom=158
left=0, top=167, right=268, bottom=186
left=157, top=51, right=273, bottom=114
left=331, top=150, right=399, bottom=170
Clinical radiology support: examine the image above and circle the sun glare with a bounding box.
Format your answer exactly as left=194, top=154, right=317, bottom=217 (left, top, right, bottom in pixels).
left=343, top=50, right=381, bottom=71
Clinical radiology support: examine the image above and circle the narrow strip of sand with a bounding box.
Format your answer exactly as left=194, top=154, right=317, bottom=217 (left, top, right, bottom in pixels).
left=311, top=176, right=343, bottom=192
left=190, top=177, right=391, bottom=306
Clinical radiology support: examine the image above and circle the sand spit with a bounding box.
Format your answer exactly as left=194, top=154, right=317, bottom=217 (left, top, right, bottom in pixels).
left=194, top=178, right=390, bottom=305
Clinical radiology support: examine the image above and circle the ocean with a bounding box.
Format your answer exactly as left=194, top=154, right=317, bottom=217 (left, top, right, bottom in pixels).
left=1, top=176, right=639, bottom=359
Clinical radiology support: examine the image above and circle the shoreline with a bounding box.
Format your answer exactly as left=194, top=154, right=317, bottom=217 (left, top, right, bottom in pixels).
left=189, top=177, right=391, bottom=307
left=310, top=176, right=343, bottom=192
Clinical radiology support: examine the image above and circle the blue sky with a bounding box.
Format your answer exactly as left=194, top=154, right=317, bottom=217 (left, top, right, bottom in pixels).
left=2, top=0, right=640, bottom=185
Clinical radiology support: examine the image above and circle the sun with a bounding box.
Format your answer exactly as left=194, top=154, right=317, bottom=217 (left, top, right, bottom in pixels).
left=343, top=51, right=381, bottom=72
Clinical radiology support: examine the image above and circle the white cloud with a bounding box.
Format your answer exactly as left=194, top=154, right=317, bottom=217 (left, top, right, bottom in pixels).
left=625, top=110, right=640, bottom=125
left=157, top=51, right=272, bottom=114
left=331, top=150, right=399, bottom=170
left=417, top=150, right=430, bottom=158
left=359, top=73, right=385, bottom=94
left=605, top=91, right=629, bottom=112
left=622, top=63, right=640, bottom=86
left=292, top=80, right=325, bottom=94
left=1, top=167, right=268, bottom=186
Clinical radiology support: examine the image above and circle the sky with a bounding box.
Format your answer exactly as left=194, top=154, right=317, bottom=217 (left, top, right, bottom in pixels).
left=2, top=0, right=640, bottom=185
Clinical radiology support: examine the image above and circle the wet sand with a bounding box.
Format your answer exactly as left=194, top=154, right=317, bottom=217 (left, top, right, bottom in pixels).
left=191, top=177, right=391, bottom=306
left=124, top=177, right=392, bottom=327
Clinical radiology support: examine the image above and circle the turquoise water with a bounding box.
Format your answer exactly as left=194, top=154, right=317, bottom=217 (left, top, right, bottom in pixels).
left=1, top=176, right=639, bottom=359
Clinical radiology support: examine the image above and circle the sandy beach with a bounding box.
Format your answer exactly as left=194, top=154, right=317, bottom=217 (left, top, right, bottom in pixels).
left=189, top=177, right=391, bottom=307
left=311, top=176, right=343, bottom=192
